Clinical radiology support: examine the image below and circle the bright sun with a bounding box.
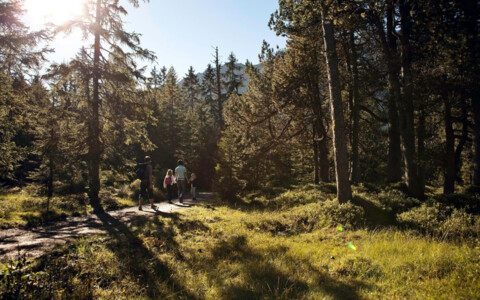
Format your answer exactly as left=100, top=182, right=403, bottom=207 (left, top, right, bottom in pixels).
left=24, top=0, right=87, bottom=25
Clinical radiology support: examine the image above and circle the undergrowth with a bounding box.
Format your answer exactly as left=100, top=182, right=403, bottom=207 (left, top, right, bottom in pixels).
left=1, top=184, right=479, bottom=299
left=0, top=185, right=140, bottom=229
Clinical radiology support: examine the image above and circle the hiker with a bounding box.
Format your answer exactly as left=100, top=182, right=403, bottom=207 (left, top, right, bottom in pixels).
left=189, top=173, right=198, bottom=201
left=174, top=159, right=189, bottom=203
left=138, top=156, right=156, bottom=210
left=163, top=169, right=175, bottom=204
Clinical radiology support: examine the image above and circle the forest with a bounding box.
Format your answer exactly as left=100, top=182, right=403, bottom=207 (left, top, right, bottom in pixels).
left=1, top=0, right=480, bottom=299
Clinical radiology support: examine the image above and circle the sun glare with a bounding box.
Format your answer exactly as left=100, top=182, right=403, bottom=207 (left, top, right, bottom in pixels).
left=24, top=0, right=87, bottom=26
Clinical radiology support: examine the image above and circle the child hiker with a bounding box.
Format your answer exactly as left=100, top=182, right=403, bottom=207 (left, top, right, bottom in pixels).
left=163, top=169, right=175, bottom=204
left=190, top=173, right=197, bottom=201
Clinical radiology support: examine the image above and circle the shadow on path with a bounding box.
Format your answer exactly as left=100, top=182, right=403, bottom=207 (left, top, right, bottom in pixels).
left=0, top=192, right=215, bottom=261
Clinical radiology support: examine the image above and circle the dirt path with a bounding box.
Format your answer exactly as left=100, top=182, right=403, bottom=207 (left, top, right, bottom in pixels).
left=0, top=192, right=214, bottom=261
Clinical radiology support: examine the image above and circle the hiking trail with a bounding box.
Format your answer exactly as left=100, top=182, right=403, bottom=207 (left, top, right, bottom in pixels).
left=0, top=192, right=214, bottom=261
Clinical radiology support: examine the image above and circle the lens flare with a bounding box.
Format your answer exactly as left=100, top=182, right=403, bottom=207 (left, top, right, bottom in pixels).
left=337, top=226, right=344, bottom=232
left=347, top=242, right=357, bottom=251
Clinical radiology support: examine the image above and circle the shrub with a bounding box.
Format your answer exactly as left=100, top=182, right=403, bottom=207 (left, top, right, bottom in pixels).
left=22, top=184, right=46, bottom=197
left=317, top=200, right=366, bottom=229
left=433, top=193, right=480, bottom=215
left=398, top=203, right=479, bottom=241
left=441, top=209, right=480, bottom=240
left=397, top=203, right=447, bottom=236
left=129, top=179, right=141, bottom=199
left=253, top=200, right=365, bottom=235
left=377, top=189, right=420, bottom=214
left=116, top=183, right=135, bottom=199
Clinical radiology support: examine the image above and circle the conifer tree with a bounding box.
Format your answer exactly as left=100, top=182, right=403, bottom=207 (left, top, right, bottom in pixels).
left=212, top=47, right=224, bottom=131
left=56, top=0, right=155, bottom=211
left=201, top=64, right=217, bottom=122
left=320, top=4, right=352, bottom=203
left=0, top=0, right=50, bottom=183
left=183, top=66, right=200, bottom=112
left=222, top=52, right=244, bottom=98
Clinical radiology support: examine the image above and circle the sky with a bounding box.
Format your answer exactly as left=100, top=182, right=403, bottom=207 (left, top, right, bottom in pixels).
left=23, top=0, right=286, bottom=78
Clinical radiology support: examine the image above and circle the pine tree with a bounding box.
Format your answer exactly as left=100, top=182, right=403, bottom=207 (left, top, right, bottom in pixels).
left=212, top=47, right=224, bottom=131
left=183, top=66, right=200, bottom=112
left=0, top=0, right=51, bottom=74
left=320, top=5, right=352, bottom=203
left=222, top=52, right=244, bottom=98
left=201, top=64, right=217, bottom=122
left=56, top=0, right=155, bottom=211
left=0, top=0, right=50, bottom=183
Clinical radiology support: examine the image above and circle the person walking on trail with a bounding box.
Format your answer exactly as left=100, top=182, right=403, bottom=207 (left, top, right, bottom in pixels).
left=189, top=173, right=198, bottom=201
left=138, top=156, right=156, bottom=211
left=175, top=160, right=189, bottom=203
left=163, top=169, right=175, bottom=204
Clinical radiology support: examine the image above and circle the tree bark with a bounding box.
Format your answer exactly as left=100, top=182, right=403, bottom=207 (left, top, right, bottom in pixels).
left=444, top=91, right=455, bottom=194
left=214, top=47, right=224, bottom=131
left=385, top=2, right=403, bottom=183
left=399, top=0, right=421, bottom=197
left=47, top=129, right=54, bottom=213
left=473, top=97, right=480, bottom=186
left=313, top=127, right=320, bottom=184
left=371, top=2, right=403, bottom=183
left=462, top=0, right=480, bottom=186
left=321, top=10, right=352, bottom=203
left=88, top=0, right=103, bottom=212
left=455, top=95, right=469, bottom=183
left=417, top=105, right=426, bottom=197
left=309, top=58, right=330, bottom=183
left=349, top=31, right=360, bottom=184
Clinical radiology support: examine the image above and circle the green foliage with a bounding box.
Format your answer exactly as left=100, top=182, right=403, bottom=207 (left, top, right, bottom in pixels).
left=0, top=251, right=95, bottom=299
left=398, top=203, right=480, bottom=241
left=376, top=189, right=421, bottom=214
left=433, top=193, right=480, bottom=214
left=2, top=186, right=480, bottom=299
left=0, top=188, right=137, bottom=228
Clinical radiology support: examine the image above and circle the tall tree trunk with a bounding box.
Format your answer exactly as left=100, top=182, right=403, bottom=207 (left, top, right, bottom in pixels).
left=417, top=105, right=426, bottom=196
left=349, top=31, right=360, bottom=184
left=47, top=144, right=54, bottom=213
left=214, top=47, right=224, bottom=131
left=318, top=136, right=330, bottom=182
left=321, top=9, right=352, bottom=203
left=170, top=91, right=175, bottom=155
left=462, top=0, right=480, bottom=185
left=313, top=127, right=320, bottom=184
left=88, top=0, right=103, bottom=212
left=399, top=0, right=421, bottom=197
left=473, top=97, right=480, bottom=186
left=371, top=2, right=403, bottom=183
left=385, top=2, right=403, bottom=183
left=444, top=91, right=455, bottom=194
left=455, top=95, right=469, bottom=183
left=309, top=58, right=330, bottom=183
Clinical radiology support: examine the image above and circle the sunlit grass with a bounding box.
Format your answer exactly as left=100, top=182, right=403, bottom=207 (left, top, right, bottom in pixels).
left=0, top=191, right=71, bottom=228
left=1, top=186, right=479, bottom=299
left=0, top=190, right=137, bottom=229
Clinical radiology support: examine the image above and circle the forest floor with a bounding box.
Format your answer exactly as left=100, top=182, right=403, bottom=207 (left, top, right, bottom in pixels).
left=1, top=185, right=479, bottom=299
left=0, top=192, right=214, bottom=261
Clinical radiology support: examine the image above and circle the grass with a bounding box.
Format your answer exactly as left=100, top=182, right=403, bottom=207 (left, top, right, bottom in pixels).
left=1, top=184, right=479, bottom=299
left=0, top=188, right=137, bottom=229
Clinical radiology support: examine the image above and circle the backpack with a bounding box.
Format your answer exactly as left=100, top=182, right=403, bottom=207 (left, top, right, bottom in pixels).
left=165, top=176, right=172, bottom=185
left=136, top=163, right=148, bottom=180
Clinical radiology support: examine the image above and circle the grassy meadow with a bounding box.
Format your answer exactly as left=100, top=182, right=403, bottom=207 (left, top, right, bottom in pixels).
left=1, top=184, right=479, bottom=299
left=0, top=180, right=162, bottom=229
